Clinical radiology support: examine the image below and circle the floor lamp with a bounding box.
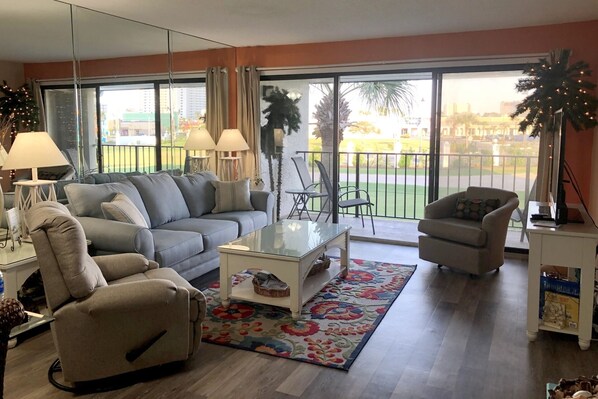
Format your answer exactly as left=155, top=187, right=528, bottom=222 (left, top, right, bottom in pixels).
left=1, top=132, right=69, bottom=237
left=184, top=128, right=216, bottom=173
left=215, top=129, right=249, bottom=181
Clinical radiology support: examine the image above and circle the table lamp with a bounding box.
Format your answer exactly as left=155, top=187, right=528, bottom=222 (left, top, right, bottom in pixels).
left=2, top=132, right=69, bottom=237
left=215, top=129, right=249, bottom=181
left=2, top=131, right=69, bottom=182
left=184, top=128, right=216, bottom=173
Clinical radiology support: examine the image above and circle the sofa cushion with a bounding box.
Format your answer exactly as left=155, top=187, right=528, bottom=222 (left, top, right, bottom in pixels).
left=65, top=180, right=151, bottom=226
left=101, top=192, right=149, bottom=228
left=211, top=178, right=254, bottom=214
left=149, top=229, right=204, bottom=268
left=453, top=198, right=500, bottom=221
left=172, top=172, right=218, bottom=217
left=418, top=217, right=487, bottom=247
left=157, top=218, right=238, bottom=251
left=83, top=171, right=142, bottom=184
left=201, top=211, right=268, bottom=237
left=130, top=173, right=190, bottom=228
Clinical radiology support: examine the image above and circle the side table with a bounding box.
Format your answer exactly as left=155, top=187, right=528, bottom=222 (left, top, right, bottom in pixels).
left=0, top=243, right=38, bottom=300
left=285, top=189, right=322, bottom=221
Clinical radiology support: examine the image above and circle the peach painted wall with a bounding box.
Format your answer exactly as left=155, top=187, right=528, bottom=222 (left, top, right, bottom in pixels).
left=23, top=20, right=598, bottom=206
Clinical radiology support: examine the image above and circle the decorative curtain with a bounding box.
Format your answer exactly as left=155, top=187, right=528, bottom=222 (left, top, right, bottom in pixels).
left=535, top=127, right=552, bottom=202
left=236, top=66, right=261, bottom=180
left=206, top=67, right=228, bottom=175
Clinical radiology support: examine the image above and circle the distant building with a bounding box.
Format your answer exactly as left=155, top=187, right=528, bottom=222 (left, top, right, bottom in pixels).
left=500, top=101, right=518, bottom=115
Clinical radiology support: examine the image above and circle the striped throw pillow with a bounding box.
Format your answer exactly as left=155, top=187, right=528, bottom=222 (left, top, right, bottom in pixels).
left=211, top=178, right=254, bottom=213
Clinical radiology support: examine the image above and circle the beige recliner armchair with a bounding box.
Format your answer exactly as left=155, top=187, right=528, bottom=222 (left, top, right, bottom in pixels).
left=26, top=201, right=206, bottom=386
left=418, top=186, right=519, bottom=275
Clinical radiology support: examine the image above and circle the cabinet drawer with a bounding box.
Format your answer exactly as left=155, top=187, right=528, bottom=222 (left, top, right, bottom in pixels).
left=541, top=235, right=583, bottom=266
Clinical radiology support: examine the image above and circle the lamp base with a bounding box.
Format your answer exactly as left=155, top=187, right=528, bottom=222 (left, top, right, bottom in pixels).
left=13, top=180, right=58, bottom=238
left=218, top=156, right=243, bottom=181
left=188, top=156, right=211, bottom=174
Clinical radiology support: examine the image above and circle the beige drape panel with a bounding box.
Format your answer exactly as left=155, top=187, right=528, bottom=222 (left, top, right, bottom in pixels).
left=535, top=127, right=552, bottom=202
left=29, top=79, right=46, bottom=131
left=237, top=66, right=261, bottom=180
left=206, top=67, right=228, bottom=175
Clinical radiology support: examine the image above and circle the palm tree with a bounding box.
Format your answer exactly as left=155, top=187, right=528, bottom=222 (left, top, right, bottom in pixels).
left=261, top=87, right=301, bottom=220
left=312, top=81, right=415, bottom=154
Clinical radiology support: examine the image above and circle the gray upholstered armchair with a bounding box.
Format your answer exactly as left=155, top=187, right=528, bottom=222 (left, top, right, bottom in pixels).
left=25, top=201, right=206, bottom=386
left=417, top=186, right=519, bottom=275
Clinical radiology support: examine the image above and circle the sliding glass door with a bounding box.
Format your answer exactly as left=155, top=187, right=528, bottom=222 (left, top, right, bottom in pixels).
left=44, top=78, right=206, bottom=176
left=437, top=70, right=539, bottom=204
left=335, top=72, right=433, bottom=220
left=99, top=84, right=157, bottom=173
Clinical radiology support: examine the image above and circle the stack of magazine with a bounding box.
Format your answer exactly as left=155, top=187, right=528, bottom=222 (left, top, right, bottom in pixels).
left=540, top=272, right=580, bottom=330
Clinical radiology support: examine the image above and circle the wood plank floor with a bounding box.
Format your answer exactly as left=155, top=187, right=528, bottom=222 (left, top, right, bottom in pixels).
left=5, top=243, right=598, bottom=399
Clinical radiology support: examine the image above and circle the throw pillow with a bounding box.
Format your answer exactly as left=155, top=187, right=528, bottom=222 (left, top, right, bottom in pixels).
left=101, top=192, right=149, bottom=228
left=211, top=178, right=254, bottom=213
left=453, top=198, right=500, bottom=221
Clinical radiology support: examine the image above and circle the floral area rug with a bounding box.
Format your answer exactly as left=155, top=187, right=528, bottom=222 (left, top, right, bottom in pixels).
left=200, top=258, right=416, bottom=370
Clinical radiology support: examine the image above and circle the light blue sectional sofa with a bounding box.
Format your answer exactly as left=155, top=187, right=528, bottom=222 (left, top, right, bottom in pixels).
left=63, top=172, right=275, bottom=281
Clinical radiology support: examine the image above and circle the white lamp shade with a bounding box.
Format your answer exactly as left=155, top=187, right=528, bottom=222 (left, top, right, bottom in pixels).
left=2, top=131, right=69, bottom=171
left=215, top=129, right=249, bottom=152
left=184, top=128, right=216, bottom=151
left=0, top=145, right=8, bottom=167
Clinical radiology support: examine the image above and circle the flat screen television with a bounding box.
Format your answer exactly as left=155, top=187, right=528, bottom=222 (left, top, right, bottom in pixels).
left=548, top=109, right=568, bottom=225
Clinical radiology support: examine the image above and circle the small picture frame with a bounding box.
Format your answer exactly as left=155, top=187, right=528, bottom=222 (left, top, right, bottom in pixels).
left=6, top=208, right=22, bottom=249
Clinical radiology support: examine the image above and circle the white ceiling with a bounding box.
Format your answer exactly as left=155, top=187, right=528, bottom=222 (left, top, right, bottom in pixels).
left=1, top=0, right=598, bottom=63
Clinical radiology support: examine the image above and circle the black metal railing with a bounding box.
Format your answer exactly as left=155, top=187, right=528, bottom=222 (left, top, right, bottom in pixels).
left=295, top=151, right=536, bottom=220
left=100, top=144, right=187, bottom=173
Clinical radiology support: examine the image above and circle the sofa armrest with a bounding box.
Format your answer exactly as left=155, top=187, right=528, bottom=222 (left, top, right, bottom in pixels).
left=93, top=253, right=158, bottom=282
left=424, top=192, right=463, bottom=219
left=482, top=196, right=520, bottom=237
left=75, top=279, right=180, bottom=315
left=250, top=190, right=275, bottom=224
left=76, top=216, right=155, bottom=260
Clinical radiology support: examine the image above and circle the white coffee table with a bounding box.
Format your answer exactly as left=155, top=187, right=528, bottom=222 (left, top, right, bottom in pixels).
left=218, top=220, right=351, bottom=319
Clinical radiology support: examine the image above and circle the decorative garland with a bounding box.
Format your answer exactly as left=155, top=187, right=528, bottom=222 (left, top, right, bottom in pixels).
left=0, top=80, right=39, bottom=140
left=512, top=49, right=597, bottom=137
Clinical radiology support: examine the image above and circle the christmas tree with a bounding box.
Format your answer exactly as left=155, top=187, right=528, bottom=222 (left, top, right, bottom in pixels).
left=512, top=49, right=597, bottom=137
left=0, top=80, right=40, bottom=142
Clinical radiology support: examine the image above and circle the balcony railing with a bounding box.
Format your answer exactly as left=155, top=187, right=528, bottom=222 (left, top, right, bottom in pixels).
left=100, top=144, right=187, bottom=173
left=296, top=151, right=536, bottom=220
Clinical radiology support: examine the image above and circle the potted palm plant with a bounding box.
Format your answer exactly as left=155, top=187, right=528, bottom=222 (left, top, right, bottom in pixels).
left=261, top=87, right=301, bottom=220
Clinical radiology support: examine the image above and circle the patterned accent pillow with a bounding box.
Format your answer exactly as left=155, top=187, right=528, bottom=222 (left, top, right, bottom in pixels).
left=453, top=198, right=500, bottom=221
left=101, top=192, right=149, bottom=227
left=211, top=178, right=254, bottom=213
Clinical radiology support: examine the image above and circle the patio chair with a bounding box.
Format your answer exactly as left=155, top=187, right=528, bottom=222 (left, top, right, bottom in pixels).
left=510, top=179, right=536, bottom=242
left=315, top=160, right=375, bottom=234
left=290, top=156, right=329, bottom=220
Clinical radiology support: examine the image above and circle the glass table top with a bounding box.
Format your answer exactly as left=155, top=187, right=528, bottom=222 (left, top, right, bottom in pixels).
left=9, top=311, right=54, bottom=339
left=219, top=220, right=350, bottom=258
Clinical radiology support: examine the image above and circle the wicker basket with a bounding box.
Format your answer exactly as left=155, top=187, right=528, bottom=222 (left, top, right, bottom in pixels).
left=307, top=255, right=331, bottom=277
left=252, top=272, right=290, bottom=297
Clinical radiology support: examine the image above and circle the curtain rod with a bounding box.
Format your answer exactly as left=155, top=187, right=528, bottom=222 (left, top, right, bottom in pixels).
left=37, top=71, right=206, bottom=85
left=257, top=53, right=547, bottom=75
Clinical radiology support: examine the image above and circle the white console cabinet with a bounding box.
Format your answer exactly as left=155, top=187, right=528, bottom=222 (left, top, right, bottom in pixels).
left=526, top=202, right=598, bottom=350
